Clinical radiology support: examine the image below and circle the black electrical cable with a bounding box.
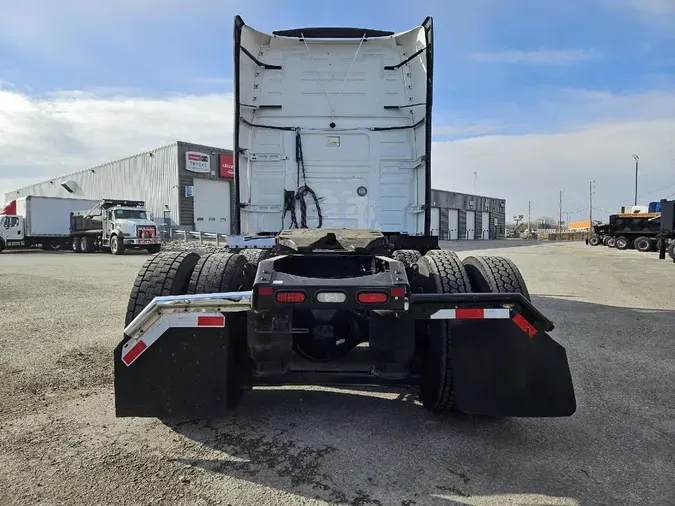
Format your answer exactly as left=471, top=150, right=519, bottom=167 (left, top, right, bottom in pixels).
left=282, top=129, right=323, bottom=229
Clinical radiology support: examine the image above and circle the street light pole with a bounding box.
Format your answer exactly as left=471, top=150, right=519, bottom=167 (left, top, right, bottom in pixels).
left=633, top=154, right=639, bottom=206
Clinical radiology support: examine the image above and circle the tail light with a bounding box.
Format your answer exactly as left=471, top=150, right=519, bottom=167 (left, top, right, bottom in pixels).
left=275, top=291, right=307, bottom=303
left=357, top=291, right=388, bottom=304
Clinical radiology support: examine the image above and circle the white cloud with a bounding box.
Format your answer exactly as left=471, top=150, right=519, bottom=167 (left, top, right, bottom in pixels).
left=471, top=49, right=603, bottom=65
left=1, top=88, right=674, bottom=223
left=0, top=89, right=234, bottom=202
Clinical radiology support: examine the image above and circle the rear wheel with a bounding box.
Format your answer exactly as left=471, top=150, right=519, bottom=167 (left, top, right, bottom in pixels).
left=0, top=238, right=5, bottom=253
left=615, top=236, right=630, bottom=250
left=415, top=250, right=472, bottom=414
left=147, top=244, right=161, bottom=254
left=634, top=236, right=653, bottom=253
left=81, top=236, right=96, bottom=253
left=462, top=255, right=530, bottom=301
left=588, top=235, right=601, bottom=246
left=72, top=237, right=82, bottom=253
left=606, top=237, right=616, bottom=248
left=125, top=251, right=201, bottom=326
left=186, top=252, right=250, bottom=409
left=668, top=240, right=675, bottom=261
left=392, top=249, right=422, bottom=267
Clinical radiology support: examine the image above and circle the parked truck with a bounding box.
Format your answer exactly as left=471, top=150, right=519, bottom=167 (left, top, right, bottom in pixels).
left=0, top=196, right=99, bottom=253
left=114, top=16, right=576, bottom=421
left=70, top=199, right=161, bottom=255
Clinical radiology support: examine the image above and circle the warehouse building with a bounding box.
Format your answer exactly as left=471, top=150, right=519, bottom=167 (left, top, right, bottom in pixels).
left=5, top=141, right=506, bottom=239
left=430, top=189, right=506, bottom=240
left=5, top=141, right=236, bottom=235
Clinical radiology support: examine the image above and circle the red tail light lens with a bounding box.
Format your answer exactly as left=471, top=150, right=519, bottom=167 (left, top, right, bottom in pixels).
left=258, top=286, right=273, bottom=296
left=275, top=291, right=306, bottom=303
left=357, top=292, right=388, bottom=304
left=390, top=287, right=406, bottom=297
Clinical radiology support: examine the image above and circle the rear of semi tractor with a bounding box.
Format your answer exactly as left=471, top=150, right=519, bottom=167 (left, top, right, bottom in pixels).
left=114, top=16, right=576, bottom=420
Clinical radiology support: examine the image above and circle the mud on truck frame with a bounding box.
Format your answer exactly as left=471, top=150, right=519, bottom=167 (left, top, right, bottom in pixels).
left=114, top=16, right=576, bottom=420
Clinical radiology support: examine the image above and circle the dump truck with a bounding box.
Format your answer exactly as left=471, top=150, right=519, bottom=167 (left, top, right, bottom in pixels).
left=70, top=199, right=161, bottom=255
left=0, top=196, right=99, bottom=252
left=114, top=16, right=577, bottom=420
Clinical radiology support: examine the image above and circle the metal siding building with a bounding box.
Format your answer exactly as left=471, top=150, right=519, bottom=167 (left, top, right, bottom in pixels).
left=4, top=141, right=236, bottom=234
left=430, top=189, right=506, bottom=240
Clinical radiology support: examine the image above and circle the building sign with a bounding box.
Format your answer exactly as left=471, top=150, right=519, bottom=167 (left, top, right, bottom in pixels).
left=185, top=152, right=210, bottom=173
left=185, top=185, right=194, bottom=198
left=219, top=153, right=234, bottom=178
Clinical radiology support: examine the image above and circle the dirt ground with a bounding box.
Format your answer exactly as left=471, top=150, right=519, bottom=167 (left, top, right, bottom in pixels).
left=0, top=241, right=673, bottom=506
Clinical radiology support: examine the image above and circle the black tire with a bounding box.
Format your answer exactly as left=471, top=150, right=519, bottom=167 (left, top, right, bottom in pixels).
left=0, top=238, right=5, bottom=253
left=240, top=248, right=271, bottom=266
left=81, top=236, right=95, bottom=253
left=72, top=237, right=82, bottom=253
left=656, top=239, right=664, bottom=252
left=146, top=244, right=161, bottom=254
left=415, top=250, right=472, bottom=414
left=634, top=236, right=653, bottom=253
left=588, top=235, right=601, bottom=246
left=125, top=251, right=201, bottom=327
left=606, top=237, right=616, bottom=248
left=391, top=249, right=422, bottom=267
left=110, top=235, right=125, bottom=255
left=41, top=242, right=51, bottom=251
left=602, top=236, right=610, bottom=246
left=668, top=240, right=675, bottom=261
left=615, top=236, right=630, bottom=250
left=186, top=252, right=250, bottom=408
left=462, top=255, right=531, bottom=301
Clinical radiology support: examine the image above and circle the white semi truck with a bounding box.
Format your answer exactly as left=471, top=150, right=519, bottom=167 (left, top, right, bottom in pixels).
left=0, top=196, right=99, bottom=252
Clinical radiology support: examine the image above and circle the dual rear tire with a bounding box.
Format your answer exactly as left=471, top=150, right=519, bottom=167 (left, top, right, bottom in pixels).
left=414, top=250, right=530, bottom=414
left=124, top=250, right=250, bottom=411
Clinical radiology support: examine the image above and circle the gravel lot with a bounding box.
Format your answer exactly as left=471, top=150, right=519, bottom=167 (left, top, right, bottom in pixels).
left=1, top=241, right=673, bottom=506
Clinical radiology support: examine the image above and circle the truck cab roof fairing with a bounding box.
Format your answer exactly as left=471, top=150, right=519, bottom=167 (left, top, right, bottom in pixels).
left=232, top=16, right=434, bottom=236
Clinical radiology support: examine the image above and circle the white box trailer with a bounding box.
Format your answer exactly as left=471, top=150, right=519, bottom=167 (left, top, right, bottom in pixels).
left=0, top=196, right=99, bottom=251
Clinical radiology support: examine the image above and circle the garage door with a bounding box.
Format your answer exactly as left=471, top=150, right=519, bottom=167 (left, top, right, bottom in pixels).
left=193, top=179, right=231, bottom=234
left=431, top=207, right=440, bottom=236
left=465, top=210, right=476, bottom=240
left=481, top=211, right=490, bottom=239
left=448, top=209, right=458, bottom=240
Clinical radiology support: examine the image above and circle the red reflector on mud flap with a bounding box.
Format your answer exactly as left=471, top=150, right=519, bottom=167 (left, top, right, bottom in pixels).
left=512, top=313, right=538, bottom=338
left=358, top=292, right=388, bottom=304
left=197, top=315, right=225, bottom=327
left=455, top=308, right=484, bottom=319
left=275, top=291, right=306, bottom=303
left=121, top=340, right=147, bottom=366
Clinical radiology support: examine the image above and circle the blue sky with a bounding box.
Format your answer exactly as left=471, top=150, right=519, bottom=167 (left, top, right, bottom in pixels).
left=1, top=0, right=674, bottom=220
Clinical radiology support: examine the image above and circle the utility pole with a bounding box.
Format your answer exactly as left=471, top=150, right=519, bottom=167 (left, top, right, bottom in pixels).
left=528, top=201, right=532, bottom=240
left=633, top=154, right=639, bottom=206
left=558, top=190, right=563, bottom=240
left=589, top=180, right=595, bottom=237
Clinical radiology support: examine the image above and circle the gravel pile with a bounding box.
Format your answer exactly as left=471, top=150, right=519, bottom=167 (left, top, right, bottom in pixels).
left=160, top=239, right=228, bottom=254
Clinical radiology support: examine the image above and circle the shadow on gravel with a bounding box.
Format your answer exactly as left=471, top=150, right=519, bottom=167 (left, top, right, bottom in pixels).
left=159, top=296, right=673, bottom=506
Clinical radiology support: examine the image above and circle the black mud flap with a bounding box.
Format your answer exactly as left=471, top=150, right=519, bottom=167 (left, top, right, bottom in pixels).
left=114, top=328, right=228, bottom=418
left=449, top=320, right=576, bottom=417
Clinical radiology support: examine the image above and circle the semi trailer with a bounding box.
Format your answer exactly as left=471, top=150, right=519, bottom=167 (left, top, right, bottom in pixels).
left=70, top=199, right=161, bottom=255
left=0, top=196, right=99, bottom=253
left=114, top=16, right=577, bottom=420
